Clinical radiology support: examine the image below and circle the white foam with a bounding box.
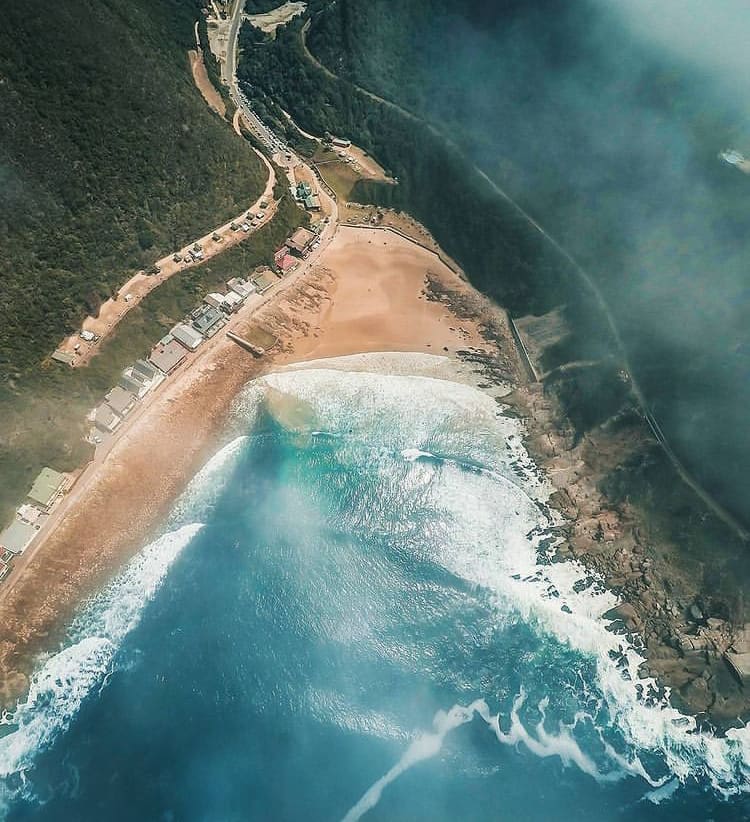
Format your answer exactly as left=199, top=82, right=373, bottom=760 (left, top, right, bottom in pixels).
left=0, top=523, right=203, bottom=786
left=342, top=700, right=485, bottom=822
left=258, top=359, right=750, bottom=799
left=168, top=435, right=248, bottom=526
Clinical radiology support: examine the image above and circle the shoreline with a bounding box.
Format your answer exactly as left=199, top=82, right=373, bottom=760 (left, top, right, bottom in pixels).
left=0, top=225, right=505, bottom=709
left=2, top=222, right=747, bottom=732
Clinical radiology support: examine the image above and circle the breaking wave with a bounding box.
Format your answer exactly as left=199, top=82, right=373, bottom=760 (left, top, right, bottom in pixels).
left=256, top=356, right=750, bottom=806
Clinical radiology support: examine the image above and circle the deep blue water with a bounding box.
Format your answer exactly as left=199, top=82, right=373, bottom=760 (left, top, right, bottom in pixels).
left=2, top=359, right=749, bottom=820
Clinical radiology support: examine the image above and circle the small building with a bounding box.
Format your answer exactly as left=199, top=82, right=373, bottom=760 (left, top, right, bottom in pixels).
left=274, top=245, right=290, bottom=267
left=286, top=227, right=316, bottom=256
left=17, top=504, right=42, bottom=525
left=133, top=359, right=161, bottom=382
left=227, top=277, right=256, bottom=300
left=331, top=137, right=351, bottom=148
left=295, top=181, right=314, bottom=201
left=252, top=271, right=277, bottom=293
left=105, top=386, right=137, bottom=418
left=94, top=402, right=121, bottom=434
left=27, top=467, right=67, bottom=511
left=52, top=350, right=75, bottom=366
left=119, top=372, right=147, bottom=399
left=149, top=339, right=187, bottom=375
left=0, top=519, right=38, bottom=555
left=191, top=306, right=225, bottom=338
left=277, top=254, right=298, bottom=274
left=171, top=323, right=204, bottom=351
left=121, top=360, right=163, bottom=398
left=222, top=291, right=243, bottom=313
left=204, top=292, right=227, bottom=311
left=304, top=194, right=321, bottom=211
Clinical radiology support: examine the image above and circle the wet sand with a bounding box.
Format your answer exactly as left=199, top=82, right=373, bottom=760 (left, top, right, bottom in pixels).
left=0, top=225, right=519, bottom=706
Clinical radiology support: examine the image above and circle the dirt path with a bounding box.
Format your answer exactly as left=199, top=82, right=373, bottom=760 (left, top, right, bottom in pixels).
left=189, top=49, right=226, bottom=117
left=57, top=149, right=276, bottom=366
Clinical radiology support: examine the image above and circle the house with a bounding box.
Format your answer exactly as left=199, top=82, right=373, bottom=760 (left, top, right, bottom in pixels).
left=252, top=271, right=277, bottom=293
left=204, top=292, right=227, bottom=311
left=171, top=323, right=204, bottom=351
left=222, top=291, right=243, bottom=313
left=133, top=359, right=160, bottom=382
left=51, top=350, right=75, bottom=366
left=149, top=339, right=187, bottom=375
left=191, top=306, right=225, bottom=338
left=105, top=386, right=137, bottom=418
left=0, top=519, right=38, bottom=555
left=94, top=402, right=121, bottom=434
left=120, top=360, right=163, bottom=398
left=27, top=467, right=67, bottom=511
left=295, top=181, right=313, bottom=201
left=286, top=227, right=316, bottom=256
left=277, top=254, right=298, bottom=274
left=274, top=245, right=290, bottom=265
left=119, top=372, right=148, bottom=399
left=227, top=277, right=256, bottom=300
left=17, top=504, right=42, bottom=525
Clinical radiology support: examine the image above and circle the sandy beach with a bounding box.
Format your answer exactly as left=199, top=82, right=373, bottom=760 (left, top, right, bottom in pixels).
left=0, top=225, right=520, bottom=707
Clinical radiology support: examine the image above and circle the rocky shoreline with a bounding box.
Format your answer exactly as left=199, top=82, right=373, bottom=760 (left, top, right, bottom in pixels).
left=425, top=275, right=750, bottom=731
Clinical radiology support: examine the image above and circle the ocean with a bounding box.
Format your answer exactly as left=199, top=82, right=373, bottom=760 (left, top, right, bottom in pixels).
left=1, top=353, right=749, bottom=821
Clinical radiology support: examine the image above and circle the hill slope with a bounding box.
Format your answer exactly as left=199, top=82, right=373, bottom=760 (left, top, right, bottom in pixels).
left=0, top=0, right=265, bottom=376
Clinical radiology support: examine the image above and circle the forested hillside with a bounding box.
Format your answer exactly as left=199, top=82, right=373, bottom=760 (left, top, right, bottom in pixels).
left=0, top=0, right=266, bottom=377
left=247, top=0, right=750, bottom=527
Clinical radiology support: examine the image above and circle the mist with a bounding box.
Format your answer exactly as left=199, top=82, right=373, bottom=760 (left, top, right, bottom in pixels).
left=363, top=0, right=750, bottom=525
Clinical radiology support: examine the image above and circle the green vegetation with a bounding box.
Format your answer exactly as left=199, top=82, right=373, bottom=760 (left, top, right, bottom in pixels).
left=0, top=0, right=266, bottom=377
left=0, top=193, right=305, bottom=523
left=0, top=0, right=309, bottom=522
left=304, top=0, right=750, bottom=527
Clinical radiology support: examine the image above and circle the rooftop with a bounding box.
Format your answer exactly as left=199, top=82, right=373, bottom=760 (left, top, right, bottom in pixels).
left=149, top=340, right=187, bottom=374
left=192, top=306, right=225, bottom=335
left=287, top=227, right=315, bottom=252
left=28, top=467, right=66, bottom=508
left=171, top=323, right=204, bottom=351
left=0, top=519, right=38, bottom=554
left=105, top=385, right=137, bottom=416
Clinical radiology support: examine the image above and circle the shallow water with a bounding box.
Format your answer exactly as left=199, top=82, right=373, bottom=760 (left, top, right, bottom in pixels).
left=1, top=355, right=749, bottom=820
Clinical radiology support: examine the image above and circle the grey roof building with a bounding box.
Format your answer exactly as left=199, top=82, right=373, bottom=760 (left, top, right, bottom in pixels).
left=149, top=340, right=187, bottom=374
left=105, top=385, right=137, bottom=418
left=0, top=519, right=38, bottom=554
left=191, top=306, right=225, bottom=338
left=133, top=359, right=160, bottom=381
left=171, top=323, right=204, bottom=351
left=94, top=403, right=121, bottom=433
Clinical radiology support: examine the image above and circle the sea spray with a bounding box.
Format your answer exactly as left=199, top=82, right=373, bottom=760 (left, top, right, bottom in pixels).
left=0, top=523, right=203, bottom=788
left=259, top=358, right=750, bottom=797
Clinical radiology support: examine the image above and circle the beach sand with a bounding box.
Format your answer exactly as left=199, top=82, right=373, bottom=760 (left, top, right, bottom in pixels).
left=0, top=225, right=520, bottom=706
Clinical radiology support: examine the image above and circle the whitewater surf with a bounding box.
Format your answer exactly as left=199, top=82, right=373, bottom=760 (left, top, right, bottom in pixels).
left=0, top=354, right=748, bottom=820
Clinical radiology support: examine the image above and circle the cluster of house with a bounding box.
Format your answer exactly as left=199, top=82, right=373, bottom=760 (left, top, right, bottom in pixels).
left=93, top=275, right=266, bottom=435
left=0, top=467, right=69, bottom=578
left=274, top=227, right=319, bottom=274
left=292, top=180, right=321, bottom=212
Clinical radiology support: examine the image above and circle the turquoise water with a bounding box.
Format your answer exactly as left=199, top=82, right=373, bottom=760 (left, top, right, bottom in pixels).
left=1, top=354, right=749, bottom=820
